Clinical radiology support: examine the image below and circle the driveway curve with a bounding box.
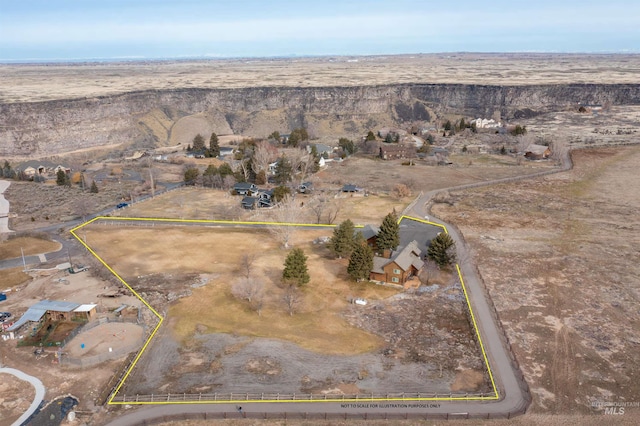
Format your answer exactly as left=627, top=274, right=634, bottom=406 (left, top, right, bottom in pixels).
left=0, top=367, right=46, bottom=426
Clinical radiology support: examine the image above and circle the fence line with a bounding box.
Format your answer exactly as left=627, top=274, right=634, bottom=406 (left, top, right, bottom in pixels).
left=113, top=391, right=494, bottom=403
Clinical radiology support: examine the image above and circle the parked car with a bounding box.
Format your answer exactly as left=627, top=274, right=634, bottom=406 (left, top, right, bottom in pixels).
left=0, top=312, right=11, bottom=322
left=116, top=202, right=129, bottom=209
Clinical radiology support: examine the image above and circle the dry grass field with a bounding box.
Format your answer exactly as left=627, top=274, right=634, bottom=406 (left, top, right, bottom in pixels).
left=0, top=267, right=31, bottom=290
left=0, top=236, right=60, bottom=260
left=432, top=145, right=640, bottom=414
left=83, top=226, right=394, bottom=355
left=2, top=53, right=640, bottom=103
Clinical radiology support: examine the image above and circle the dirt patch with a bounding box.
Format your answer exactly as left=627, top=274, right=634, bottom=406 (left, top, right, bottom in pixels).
left=432, top=145, right=640, bottom=413
left=65, top=322, right=144, bottom=357
left=0, top=372, right=36, bottom=426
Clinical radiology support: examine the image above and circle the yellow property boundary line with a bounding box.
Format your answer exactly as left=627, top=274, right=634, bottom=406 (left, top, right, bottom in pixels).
left=69, top=215, right=499, bottom=404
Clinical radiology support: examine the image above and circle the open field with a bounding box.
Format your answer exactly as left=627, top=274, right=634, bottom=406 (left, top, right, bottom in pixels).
left=0, top=236, right=60, bottom=260
left=0, top=267, right=32, bottom=290
left=1, top=53, right=640, bottom=103
left=432, top=145, right=640, bottom=414
left=81, top=221, right=488, bottom=396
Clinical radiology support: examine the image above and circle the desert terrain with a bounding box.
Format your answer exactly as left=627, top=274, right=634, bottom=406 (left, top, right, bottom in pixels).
left=432, top=146, right=640, bottom=414
left=2, top=53, right=640, bottom=103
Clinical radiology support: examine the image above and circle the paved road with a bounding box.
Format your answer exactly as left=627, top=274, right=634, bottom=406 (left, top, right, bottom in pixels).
left=0, top=366, right=46, bottom=426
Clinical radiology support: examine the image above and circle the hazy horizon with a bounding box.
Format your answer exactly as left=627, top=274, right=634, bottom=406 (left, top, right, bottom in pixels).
left=1, top=0, right=639, bottom=62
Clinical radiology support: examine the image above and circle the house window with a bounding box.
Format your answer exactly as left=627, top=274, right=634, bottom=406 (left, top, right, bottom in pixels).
left=391, top=277, right=400, bottom=283
left=393, top=269, right=401, bottom=275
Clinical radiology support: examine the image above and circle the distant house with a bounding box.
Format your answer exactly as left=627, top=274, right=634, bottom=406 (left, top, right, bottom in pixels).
left=8, top=300, right=97, bottom=332
left=233, top=182, right=258, bottom=196
left=268, top=161, right=279, bottom=175
left=257, top=189, right=274, bottom=207
left=307, top=143, right=334, bottom=158
left=241, top=196, right=258, bottom=209
left=369, top=240, right=424, bottom=285
left=358, top=224, right=380, bottom=251
left=16, top=160, right=71, bottom=178
left=298, top=182, right=314, bottom=194
left=342, top=184, right=363, bottom=193
left=242, top=189, right=274, bottom=209
left=219, top=147, right=234, bottom=157
left=379, top=144, right=417, bottom=160
left=471, top=118, right=502, bottom=129
left=524, top=144, right=551, bottom=160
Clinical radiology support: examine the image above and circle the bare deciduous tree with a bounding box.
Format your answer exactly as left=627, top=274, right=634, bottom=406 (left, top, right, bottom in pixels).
left=309, top=195, right=328, bottom=224
left=393, top=183, right=412, bottom=199
left=252, top=141, right=278, bottom=177
left=74, top=197, right=95, bottom=222
left=325, top=198, right=342, bottom=225
left=231, top=277, right=265, bottom=315
left=267, top=195, right=302, bottom=248
left=240, top=253, right=257, bottom=279
left=222, top=175, right=236, bottom=190
left=282, top=284, right=303, bottom=316
left=550, top=139, right=570, bottom=166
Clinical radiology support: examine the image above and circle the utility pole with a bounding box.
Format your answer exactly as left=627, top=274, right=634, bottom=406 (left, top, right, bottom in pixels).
left=21, top=247, right=26, bottom=271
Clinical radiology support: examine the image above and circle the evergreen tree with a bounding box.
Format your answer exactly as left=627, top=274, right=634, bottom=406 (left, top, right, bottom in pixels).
left=377, top=211, right=400, bottom=251
left=384, top=133, right=394, bottom=143
left=273, top=185, right=291, bottom=203
left=208, top=133, right=220, bottom=157
left=282, top=248, right=310, bottom=287
left=444, top=120, right=452, bottom=131
left=348, top=240, right=374, bottom=281
left=427, top=232, right=456, bottom=267
left=184, top=166, right=200, bottom=185
left=218, top=163, right=234, bottom=178
left=330, top=219, right=355, bottom=258
left=56, top=169, right=67, bottom=186
left=269, top=131, right=281, bottom=141
left=338, top=138, right=356, bottom=155
left=365, top=130, right=376, bottom=141
left=90, top=180, right=99, bottom=193
left=309, top=145, right=320, bottom=173
left=192, top=134, right=206, bottom=151
left=459, top=118, right=466, bottom=130
left=274, top=156, right=293, bottom=185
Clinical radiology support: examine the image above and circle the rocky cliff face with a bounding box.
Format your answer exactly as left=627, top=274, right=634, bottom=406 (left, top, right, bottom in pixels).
left=1, top=84, right=639, bottom=158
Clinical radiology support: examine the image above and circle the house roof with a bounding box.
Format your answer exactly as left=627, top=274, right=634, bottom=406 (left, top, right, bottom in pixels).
left=310, top=143, right=333, bottom=154
left=74, top=304, right=97, bottom=312
left=342, top=184, right=363, bottom=192
left=379, top=143, right=416, bottom=153
left=393, top=241, right=424, bottom=271
left=300, top=181, right=313, bottom=187
left=372, top=240, right=424, bottom=274
left=7, top=300, right=82, bottom=331
left=359, top=224, right=379, bottom=241
left=371, top=256, right=388, bottom=274
left=32, top=300, right=81, bottom=312
left=7, top=308, right=47, bottom=331
left=525, top=144, right=550, bottom=155
left=234, top=182, right=256, bottom=190
left=241, top=196, right=257, bottom=206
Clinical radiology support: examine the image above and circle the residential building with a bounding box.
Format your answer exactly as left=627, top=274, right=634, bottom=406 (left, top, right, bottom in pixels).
left=369, top=240, right=424, bottom=285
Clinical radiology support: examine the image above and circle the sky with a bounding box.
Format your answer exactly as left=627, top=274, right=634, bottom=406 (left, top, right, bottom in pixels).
left=1, top=0, right=639, bottom=61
